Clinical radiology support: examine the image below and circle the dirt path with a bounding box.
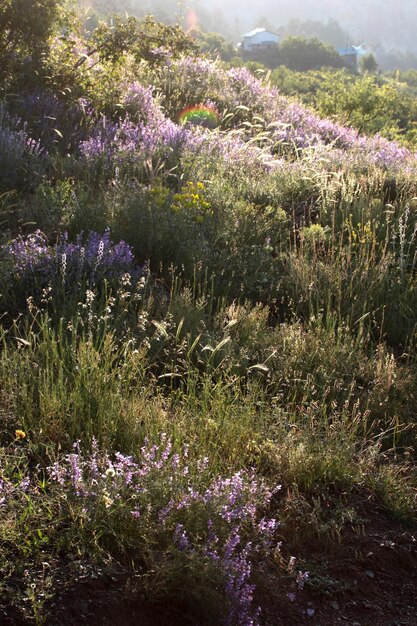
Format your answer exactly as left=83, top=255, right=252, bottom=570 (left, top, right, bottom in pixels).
left=263, top=507, right=417, bottom=626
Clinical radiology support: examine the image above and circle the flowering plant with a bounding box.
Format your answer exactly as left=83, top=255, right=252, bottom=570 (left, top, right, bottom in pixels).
left=45, top=435, right=281, bottom=625
left=1, top=229, right=140, bottom=314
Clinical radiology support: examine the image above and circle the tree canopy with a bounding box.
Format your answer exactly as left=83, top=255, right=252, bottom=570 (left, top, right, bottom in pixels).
left=0, top=0, right=66, bottom=86
left=279, top=36, right=345, bottom=71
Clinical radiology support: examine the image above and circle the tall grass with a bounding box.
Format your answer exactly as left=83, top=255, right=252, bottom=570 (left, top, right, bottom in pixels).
left=1, top=43, right=417, bottom=625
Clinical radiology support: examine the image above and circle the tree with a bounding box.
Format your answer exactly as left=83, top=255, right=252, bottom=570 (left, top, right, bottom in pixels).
left=0, top=0, right=67, bottom=89
left=80, top=15, right=197, bottom=67
left=270, top=66, right=329, bottom=106
left=315, top=71, right=402, bottom=137
left=240, top=45, right=279, bottom=70
left=192, top=30, right=235, bottom=62
left=283, top=18, right=350, bottom=48
left=359, top=53, right=378, bottom=74
left=278, top=36, right=344, bottom=71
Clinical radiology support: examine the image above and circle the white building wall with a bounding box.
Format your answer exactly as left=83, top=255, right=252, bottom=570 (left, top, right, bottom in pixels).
left=251, top=32, right=279, bottom=46
left=243, top=31, right=279, bottom=52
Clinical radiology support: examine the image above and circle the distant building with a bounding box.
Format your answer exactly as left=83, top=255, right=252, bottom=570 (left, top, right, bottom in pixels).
left=242, top=28, right=280, bottom=53
left=338, top=44, right=367, bottom=69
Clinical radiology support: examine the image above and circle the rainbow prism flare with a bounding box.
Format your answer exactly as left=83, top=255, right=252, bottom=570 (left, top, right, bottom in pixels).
left=178, top=105, right=219, bottom=129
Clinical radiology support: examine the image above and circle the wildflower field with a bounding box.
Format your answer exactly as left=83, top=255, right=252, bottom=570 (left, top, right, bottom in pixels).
left=0, top=4, right=416, bottom=625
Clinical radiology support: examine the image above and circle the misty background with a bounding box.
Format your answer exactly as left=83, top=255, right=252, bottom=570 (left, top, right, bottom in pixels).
left=83, top=0, right=417, bottom=52
left=84, top=0, right=417, bottom=60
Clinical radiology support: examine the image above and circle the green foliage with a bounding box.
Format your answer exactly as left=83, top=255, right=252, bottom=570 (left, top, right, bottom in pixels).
left=359, top=52, right=379, bottom=74
left=269, top=66, right=417, bottom=148
left=84, top=14, right=197, bottom=67
left=242, top=46, right=281, bottom=70
left=0, top=0, right=71, bottom=93
left=278, top=36, right=345, bottom=71
left=238, top=34, right=346, bottom=71
left=1, top=12, right=417, bottom=623
left=106, top=180, right=216, bottom=274
left=270, top=66, right=328, bottom=104
left=194, top=30, right=235, bottom=62
left=315, top=71, right=403, bottom=137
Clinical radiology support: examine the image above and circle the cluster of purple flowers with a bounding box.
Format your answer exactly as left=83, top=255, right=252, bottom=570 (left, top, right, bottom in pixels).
left=0, top=121, right=44, bottom=161
left=55, top=229, right=136, bottom=283
left=4, top=229, right=138, bottom=305
left=6, top=230, right=51, bottom=276
left=80, top=83, right=282, bottom=175
left=157, top=57, right=417, bottom=172
left=80, top=84, right=201, bottom=166
left=0, top=105, right=46, bottom=188
left=268, top=101, right=412, bottom=169
left=46, top=435, right=281, bottom=625
left=76, top=59, right=417, bottom=179
left=80, top=113, right=197, bottom=165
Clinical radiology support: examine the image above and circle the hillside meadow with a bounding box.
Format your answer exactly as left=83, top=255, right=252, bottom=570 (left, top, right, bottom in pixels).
left=0, top=6, right=416, bottom=625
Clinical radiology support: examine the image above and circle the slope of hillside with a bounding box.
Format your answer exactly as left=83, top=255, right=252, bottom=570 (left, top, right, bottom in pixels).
left=1, top=18, right=416, bottom=625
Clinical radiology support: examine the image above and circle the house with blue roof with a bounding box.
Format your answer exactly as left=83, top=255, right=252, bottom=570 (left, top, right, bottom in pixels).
left=338, top=44, right=367, bottom=69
